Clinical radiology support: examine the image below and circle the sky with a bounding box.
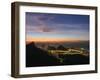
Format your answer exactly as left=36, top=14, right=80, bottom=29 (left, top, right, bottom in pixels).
left=26, top=12, right=89, bottom=42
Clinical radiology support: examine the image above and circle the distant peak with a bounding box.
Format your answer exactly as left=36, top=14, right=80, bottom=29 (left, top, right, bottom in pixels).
left=27, top=42, right=35, bottom=46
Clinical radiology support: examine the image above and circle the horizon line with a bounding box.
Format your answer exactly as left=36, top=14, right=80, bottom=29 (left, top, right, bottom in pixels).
left=26, top=40, right=89, bottom=44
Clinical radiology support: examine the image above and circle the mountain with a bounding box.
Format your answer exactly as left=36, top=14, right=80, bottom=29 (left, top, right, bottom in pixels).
left=47, top=45, right=56, bottom=50
left=57, top=45, right=66, bottom=50
left=26, top=42, right=59, bottom=67
left=26, top=42, right=89, bottom=67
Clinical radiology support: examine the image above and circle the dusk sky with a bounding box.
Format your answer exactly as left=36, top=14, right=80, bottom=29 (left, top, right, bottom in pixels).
left=26, top=12, right=89, bottom=42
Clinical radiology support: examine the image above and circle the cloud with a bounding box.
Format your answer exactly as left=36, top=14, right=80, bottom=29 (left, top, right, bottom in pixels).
left=26, top=13, right=56, bottom=33
left=26, top=23, right=89, bottom=34
left=26, top=12, right=89, bottom=40
left=26, top=25, right=54, bottom=33
left=26, top=13, right=54, bottom=26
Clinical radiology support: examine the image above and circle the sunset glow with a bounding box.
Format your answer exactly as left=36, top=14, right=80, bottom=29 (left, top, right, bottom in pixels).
left=26, top=36, right=83, bottom=43
left=26, top=12, right=89, bottom=43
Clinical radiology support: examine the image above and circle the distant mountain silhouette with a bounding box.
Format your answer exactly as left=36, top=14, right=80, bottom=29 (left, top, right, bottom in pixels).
left=47, top=45, right=56, bottom=50
left=26, top=42, right=89, bottom=67
left=26, top=42, right=59, bottom=67
left=57, top=45, right=66, bottom=50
